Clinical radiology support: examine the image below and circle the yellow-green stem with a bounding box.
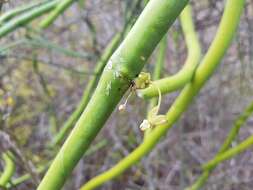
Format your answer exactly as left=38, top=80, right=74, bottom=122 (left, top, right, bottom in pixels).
left=138, top=5, right=201, bottom=98
left=80, top=1, right=245, bottom=189
left=0, top=152, right=15, bottom=187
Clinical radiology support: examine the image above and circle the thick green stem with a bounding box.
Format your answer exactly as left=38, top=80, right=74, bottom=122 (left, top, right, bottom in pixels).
left=81, top=35, right=168, bottom=190
left=0, top=0, right=59, bottom=38
left=51, top=0, right=140, bottom=146
left=0, top=152, right=15, bottom=187
left=52, top=33, right=121, bottom=146
left=39, top=0, right=77, bottom=29
left=186, top=100, right=253, bottom=190
left=138, top=5, right=201, bottom=98
left=37, top=1, right=188, bottom=189
left=80, top=1, right=244, bottom=189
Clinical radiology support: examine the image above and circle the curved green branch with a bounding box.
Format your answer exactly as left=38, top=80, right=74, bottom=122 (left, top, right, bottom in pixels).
left=39, top=0, right=78, bottom=29
left=37, top=1, right=188, bottom=189
left=80, top=1, right=245, bottom=189
left=187, top=100, right=253, bottom=190
left=138, top=5, right=201, bottom=99
left=0, top=152, right=15, bottom=187
left=0, top=0, right=59, bottom=38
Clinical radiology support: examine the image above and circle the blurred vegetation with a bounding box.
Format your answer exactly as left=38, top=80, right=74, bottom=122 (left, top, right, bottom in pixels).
left=0, top=0, right=253, bottom=190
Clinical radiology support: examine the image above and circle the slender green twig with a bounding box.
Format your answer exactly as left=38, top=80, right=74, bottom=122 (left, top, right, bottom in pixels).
left=138, top=5, right=201, bottom=98
left=186, top=100, right=253, bottom=190
left=0, top=0, right=59, bottom=38
left=0, top=36, right=94, bottom=60
left=80, top=1, right=245, bottom=189
left=0, top=38, right=27, bottom=54
left=0, top=0, right=50, bottom=25
left=37, top=1, right=188, bottom=189
left=203, top=134, right=253, bottom=170
left=39, top=0, right=78, bottom=29
left=0, top=152, right=15, bottom=187
left=27, top=35, right=94, bottom=60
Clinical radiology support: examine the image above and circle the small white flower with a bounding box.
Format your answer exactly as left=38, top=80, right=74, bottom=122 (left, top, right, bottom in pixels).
left=118, top=104, right=126, bottom=111
left=140, top=119, right=151, bottom=131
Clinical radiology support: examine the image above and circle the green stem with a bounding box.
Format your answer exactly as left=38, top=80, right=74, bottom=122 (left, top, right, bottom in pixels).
left=202, top=134, right=253, bottom=170
left=186, top=100, right=253, bottom=190
left=8, top=164, right=48, bottom=188
left=218, top=101, right=253, bottom=153
left=0, top=0, right=59, bottom=38
left=0, top=0, right=50, bottom=25
left=39, top=0, right=78, bottom=29
left=51, top=0, right=140, bottom=146
left=137, top=5, right=201, bottom=98
left=6, top=140, right=107, bottom=188
left=37, top=1, right=188, bottom=189
left=80, top=1, right=245, bottom=189
left=149, top=35, right=167, bottom=107
left=0, top=152, right=15, bottom=187
left=51, top=33, right=121, bottom=146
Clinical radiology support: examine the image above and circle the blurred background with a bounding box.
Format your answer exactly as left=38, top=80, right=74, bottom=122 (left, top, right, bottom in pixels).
left=0, top=0, right=253, bottom=189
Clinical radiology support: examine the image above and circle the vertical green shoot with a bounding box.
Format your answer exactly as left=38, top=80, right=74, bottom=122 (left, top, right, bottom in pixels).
left=37, top=1, right=188, bottom=189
